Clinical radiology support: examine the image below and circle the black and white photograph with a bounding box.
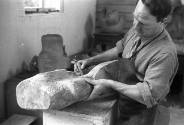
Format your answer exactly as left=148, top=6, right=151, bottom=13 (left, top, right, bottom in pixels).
left=0, top=0, right=184, bottom=125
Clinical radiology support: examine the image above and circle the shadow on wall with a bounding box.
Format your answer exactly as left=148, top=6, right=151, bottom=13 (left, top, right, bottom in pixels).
left=83, top=14, right=94, bottom=53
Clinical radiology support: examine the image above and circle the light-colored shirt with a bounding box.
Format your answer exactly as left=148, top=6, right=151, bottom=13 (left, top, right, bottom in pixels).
left=116, top=27, right=178, bottom=108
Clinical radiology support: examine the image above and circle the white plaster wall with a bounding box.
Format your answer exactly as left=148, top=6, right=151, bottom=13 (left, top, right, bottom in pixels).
left=0, top=0, right=96, bottom=121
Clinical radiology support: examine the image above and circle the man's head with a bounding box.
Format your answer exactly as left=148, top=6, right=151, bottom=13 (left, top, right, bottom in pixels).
left=133, top=0, right=172, bottom=38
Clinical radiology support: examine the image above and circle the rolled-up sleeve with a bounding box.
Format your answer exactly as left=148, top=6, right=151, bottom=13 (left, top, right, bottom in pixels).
left=136, top=53, right=178, bottom=108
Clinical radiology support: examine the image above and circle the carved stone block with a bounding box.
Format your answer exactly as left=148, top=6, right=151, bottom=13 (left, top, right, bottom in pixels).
left=16, top=69, right=92, bottom=110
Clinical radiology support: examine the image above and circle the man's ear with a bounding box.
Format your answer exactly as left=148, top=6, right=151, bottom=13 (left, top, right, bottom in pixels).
left=160, top=17, right=170, bottom=27
left=163, top=17, right=168, bottom=23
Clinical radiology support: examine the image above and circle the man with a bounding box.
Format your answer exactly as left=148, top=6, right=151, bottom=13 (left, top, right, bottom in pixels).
left=75, top=0, right=178, bottom=124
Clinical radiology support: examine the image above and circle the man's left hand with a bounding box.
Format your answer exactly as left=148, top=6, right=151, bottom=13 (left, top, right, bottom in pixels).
left=83, top=78, right=114, bottom=100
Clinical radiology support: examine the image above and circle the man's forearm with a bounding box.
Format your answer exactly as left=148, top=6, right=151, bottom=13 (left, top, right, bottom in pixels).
left=107, top=80, right=145, bottom=105
left=87, top=47, right=119, bottom=65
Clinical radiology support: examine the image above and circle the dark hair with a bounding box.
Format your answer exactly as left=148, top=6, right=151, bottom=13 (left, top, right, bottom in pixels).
left=141, top=0, right=172, bottom=22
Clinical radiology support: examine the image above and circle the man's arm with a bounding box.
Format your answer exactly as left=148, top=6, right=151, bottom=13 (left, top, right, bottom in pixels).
left=75, top=29, right=129, bottom=72
left=86, top=47, right=119, bottom=65
left=85, top=52, right=178, bottom=108
left=86, top=79, right=145, bottom=104
left=86, top=28, right=131, bottom=66
left=109, top=81, right=145, bottom=104
left=75, top=46, right=121, bottom=72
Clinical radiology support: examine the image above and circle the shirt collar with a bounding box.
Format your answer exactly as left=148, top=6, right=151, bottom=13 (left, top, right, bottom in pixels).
left=133, top=27, right=167, bottom=46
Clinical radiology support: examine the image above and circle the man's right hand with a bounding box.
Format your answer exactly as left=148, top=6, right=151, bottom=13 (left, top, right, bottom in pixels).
left=74, top=59, right=89, bottom=75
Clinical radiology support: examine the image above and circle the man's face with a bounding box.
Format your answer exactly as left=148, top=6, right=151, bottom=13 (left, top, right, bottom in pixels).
left=133, top=0, right=161, bottom=38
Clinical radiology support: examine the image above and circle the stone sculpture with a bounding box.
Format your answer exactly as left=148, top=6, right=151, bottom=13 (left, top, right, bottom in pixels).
left=38, top=34, right=71, bottom=73
left=16, top=59, right=138, bottom=110
left=16, top=61, right=117, bottom=110
left=16, top=69, right=91, bottom=110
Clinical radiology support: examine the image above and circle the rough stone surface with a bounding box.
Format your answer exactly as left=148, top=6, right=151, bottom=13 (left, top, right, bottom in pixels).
left=38, top=34, right=71, bottom=73
left=16, top=69, right=93, bottom=110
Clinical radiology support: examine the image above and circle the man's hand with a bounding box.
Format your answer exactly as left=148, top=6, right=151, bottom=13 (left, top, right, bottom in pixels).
left=84, top=78, right=114, bottom=100
left=73, top=59, right=89, bottom=75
